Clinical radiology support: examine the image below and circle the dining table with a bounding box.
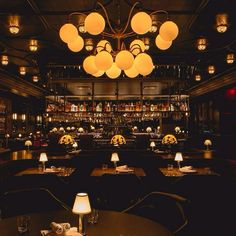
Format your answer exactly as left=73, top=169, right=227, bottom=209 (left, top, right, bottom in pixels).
left=0, top=210, right=173, bottom=236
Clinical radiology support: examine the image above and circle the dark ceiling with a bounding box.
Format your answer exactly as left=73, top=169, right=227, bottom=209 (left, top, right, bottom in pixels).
left=0, top=0, right=236, bottom=97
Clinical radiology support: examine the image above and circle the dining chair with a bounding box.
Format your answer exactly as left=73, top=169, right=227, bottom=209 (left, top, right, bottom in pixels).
left=122, top=191, right=190, bottom=235
left=0, top=187, right=71, bottom=218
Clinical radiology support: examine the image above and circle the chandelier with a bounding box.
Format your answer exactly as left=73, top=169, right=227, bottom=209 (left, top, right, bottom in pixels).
left=59, top=2, right=179, bottom=79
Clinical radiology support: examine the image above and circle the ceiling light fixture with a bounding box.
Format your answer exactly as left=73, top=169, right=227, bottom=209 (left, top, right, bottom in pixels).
left=216, top=13, right=228, bottom=33
left=85, top=38, right=94, bottom=51
left=59, top=2, right=179, bottom=79
left=226, top=53, right=234, bottom=64
left=195, top=74, right=201, bottom=81
left=197, top=38, right=207, bottom=51
left=143, top=37, right=150, bottom=50
left=29, top=39, right=38, bottom=52
left=208, top=65, right=215, bottom=74
left=8, top=15, right=20, bottom=34
left=1, top=55, right=9, bottom=65
left=32, top=75, right=39, bottom=82
left=19, top=66, right=26, bottom=75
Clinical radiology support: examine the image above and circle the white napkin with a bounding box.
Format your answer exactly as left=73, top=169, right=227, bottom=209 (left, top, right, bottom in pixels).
left=41, top=227, right=81, bottom=236
left=180, top=166, right=193, bottom=171
left=116, top=165, right=134, bottom=172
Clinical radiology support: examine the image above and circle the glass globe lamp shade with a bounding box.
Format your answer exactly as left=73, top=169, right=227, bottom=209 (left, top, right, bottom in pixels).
left=131, top=12, right=152, bottom=35
left=83, top=55, right=98, bottom=74
left=59, top=23, right=78, bottom=43
left=85, top=12, right=105, bottom=35
left=93, top=70, right=104, bottom=77
left=9, top=25, right=19, bottom=34
left=115, top=50, right=134, bottom=70
left=216, top=14, right=228, bottom=33
left=134, top=53, right=153, bottom=76
left=124, top=64, right=139, bottom=78
left=97, top=40, right=112, bottom=53
left=106, top=63, right=121, bottom=79
left=95, top=51, right=113, bottom=71
left=130, top=39, right=145, bottom=56
left=155, top=34, right=172, bottom=50
left=159, top=21, right=179, bottom=41
left=67, top=35, right=84, bottom=52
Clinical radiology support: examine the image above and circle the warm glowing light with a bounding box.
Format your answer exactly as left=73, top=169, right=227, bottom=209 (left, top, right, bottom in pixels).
left=83, top=55, right=98, bottom=75
left=159, top=21, right=179, bottom=41
left=72, top=193, right=91, bottom=215
left=12, top=113, right=17, bottom=120
left=97, top=40, right=112, bottom=53
left=29, top=39, right=38, bottom=52
left=197, top=38, right=207, bottom=51
left=32, top=75, right=39, bottom=82
left=19, top=66, right=26, bottom=75
left=1, top=55, right=8, bottom=65
left=134, top=53, right=153, bottom=76
left=106, top=63, right=121, bottom=79
left=216, top=14, right=228, bottom=33
left=208, top=65, right=215, bottom=74
left=131, top=12, right=152, bottom=35
left=115, top=50, right=134, bottom=70
left=95, top=51, right=113, bottom=71
left=85, top=12, right=105, bottom=35
left=59, top=23, right=78, bottom=43
left=195, top=74, right=201, bottom=81
left=85, top=38, right=93, bottom=51
left=9, top=15, right=20, bottom=34
left=155, top=34, right=172, bottom=50
left=226, top=53, right=234, bottom=64
left=67, top=35, right=84, bottom=52
left=130, top=39, right=145, bottom=56
left=124, top=64, right=139, bottom=78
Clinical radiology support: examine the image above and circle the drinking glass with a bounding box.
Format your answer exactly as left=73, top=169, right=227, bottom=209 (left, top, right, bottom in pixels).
left=88, top=209, right=99, bottom=224
left=17, top=215, right=30, bottom=234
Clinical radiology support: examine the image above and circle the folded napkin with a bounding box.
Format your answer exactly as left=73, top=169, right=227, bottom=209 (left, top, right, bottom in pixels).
left=180, top=166, right=193, bottom=171
left=116, top=165, right=134, bottom=173
left=49, top=222, right=71, bottom=235
left=179, top=166, right=197, bottom=173
left=41, top=227, right=81, bottom=236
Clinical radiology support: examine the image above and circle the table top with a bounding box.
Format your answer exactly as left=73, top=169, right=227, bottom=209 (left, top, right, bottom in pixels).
left=159, top=167, right=219, bottom=177
left=91, top=167, right=146, bottom=176
left=15, top=167, right=75, bottom=177
left=0, top=210, right=173, bottom=236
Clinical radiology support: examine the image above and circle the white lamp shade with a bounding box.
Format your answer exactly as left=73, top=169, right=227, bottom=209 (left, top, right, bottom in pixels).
left=85, top=12, right=105, bottom=35
left=67, top=35, right=84, bottom=52
left=106, top=62, right=121, bottom=79
left=115, top=50, right=134, bottom=70
left=111, top=152, right=119, bottom=162
left=95, top=51, right=113, bottom=71
left=97, top=40, right=112, bottom=53
left=159, top=20, right=179, bottom=41
left=204, top=139, right=212, bottom=146
left=72, top=193, right=91, bottom=215
left=174, top=152, right=183, bottom=162
left=131, top=12, right=152, bottom=35
left=83, top=55, right=98, bottom=75
left=39, top=153, right=48, bottom=162
left=155, top=34, right=172, bottom=50
left=130, top=39, right=145, bottom=56
left=134, top=53, right=153, bottom=76
left=150, top=141, right=156, bottom=147
left=124, top=64, right=139, bottom=78
left=59, top=23, right=78, bottom=43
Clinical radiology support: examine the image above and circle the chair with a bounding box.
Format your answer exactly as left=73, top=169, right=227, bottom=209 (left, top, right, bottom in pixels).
left=0, top=187, right=71, bottom=218
left=122, top=191, right=189, bottom=234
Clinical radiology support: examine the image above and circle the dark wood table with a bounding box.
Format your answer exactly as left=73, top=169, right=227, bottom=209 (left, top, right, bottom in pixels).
left=0, top=210, right=173, bottom=236
left=91, top=167, right=146, bottom=176
left=15, top=167, right=75, bottom=177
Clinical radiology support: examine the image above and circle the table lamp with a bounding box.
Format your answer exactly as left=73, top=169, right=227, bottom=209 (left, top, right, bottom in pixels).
left=150, top=141, right=156, bottom=151
left=204, top=139, right=212, bottom=150
left=174, top=152, right=183, bottom=169
left=39, top=152, right=48, bottom=172
left=72, top=193, right=91, bottom=236
left=111, top=152, right=119, bottom=168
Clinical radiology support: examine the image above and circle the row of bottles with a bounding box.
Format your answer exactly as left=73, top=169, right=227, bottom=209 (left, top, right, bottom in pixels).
left=46, top=101, right=189, bottom=113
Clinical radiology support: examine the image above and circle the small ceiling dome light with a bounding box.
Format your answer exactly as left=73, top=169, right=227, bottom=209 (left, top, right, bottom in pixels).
left=106, top=62, right=121, bottom=79
left=85, top=38, right=94, bottom=51
left=32, top=75, right=39, bottom=82
left=124, top=64, right=139, bottom=78
left=159, top=21, right=179, bottom=41
left=29, top=39, right=38, bottom=52
left=131, top=12, right=152, bottom=35
left=130, top=39, right=145, bottom=56
left=97, top=40, right=112, bottom=53
left=85, top=12, right=105, bottom=35
left=115, top=50, right=134, bottom=70
left=149, top=15, right=158, bottom=33
left=208, top=65, right=215, bottom=74
left=67, top=35, right=84, bottom=52
left=59, top=23, right=78, bottom=43
left=226, top=53, right=234, bottom=64
left=155, top=34, right=172, bottom=50
left=216, top=13, right=228, bottom=33
left=19, top=66, right=26, bottom=75
left=1, top=55, right=9, bottom=65
left=83, top=55, right=98, bottom=74
left=95, top=50, right=113, bottom=71
left=195, top=74, right=201, bottom=81
left=197, top=38, right=207, bottom=51
left=9, top=15, right=20, bottom=34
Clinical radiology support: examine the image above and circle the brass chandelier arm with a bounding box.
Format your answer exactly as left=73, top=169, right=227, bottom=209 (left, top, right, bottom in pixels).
left=150, top=10, right=169, bottom=19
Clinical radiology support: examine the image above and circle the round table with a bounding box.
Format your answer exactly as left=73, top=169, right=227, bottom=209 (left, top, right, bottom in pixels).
left=0, top=210, right=173, bottom=236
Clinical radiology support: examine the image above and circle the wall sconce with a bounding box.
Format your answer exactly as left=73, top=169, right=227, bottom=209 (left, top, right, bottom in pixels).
left=85, top=38, right=93, bottom=51
left=216, top=13, right=228, bottom=33
left=226, top=53, right=234, bottom=64
left=1, top=55, right=9, bottom=65
left=195, top=74, right=201, bottom=81
left=9, top=15, right=20, bottom=34
left=12, top=113, right=17, bottom=120
left=29, top=39, right=38, bottom=52
left=32, top=75, right=39, bottom=82
left=197, top=38, right=207, bottom=51
left=208, top=65, right=215, bottom=74
left=19, top=66, right=26, bottom=75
